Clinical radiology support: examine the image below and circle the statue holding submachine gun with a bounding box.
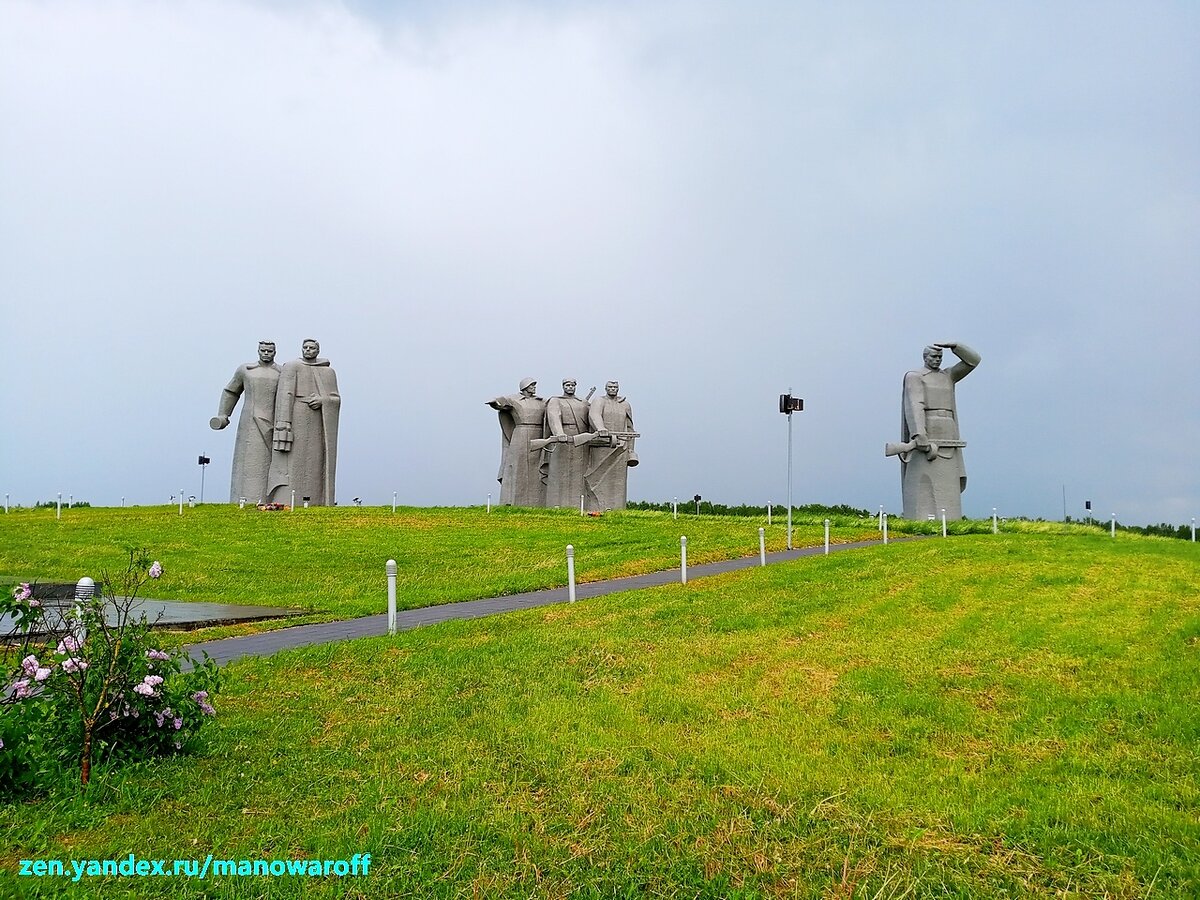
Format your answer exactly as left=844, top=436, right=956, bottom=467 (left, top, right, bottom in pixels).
left=887, top=341, right=981, bottom=520
left=490, top=378, right=639, bottom=510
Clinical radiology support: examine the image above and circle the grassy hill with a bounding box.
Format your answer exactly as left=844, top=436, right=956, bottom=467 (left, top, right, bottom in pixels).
left=0, top=505, right=889, bottom=619
left=2, top=528, right=1197, bottom=897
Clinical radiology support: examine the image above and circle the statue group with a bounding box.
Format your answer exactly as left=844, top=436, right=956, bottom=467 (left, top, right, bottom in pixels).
left=887, top=341, right=981, bottom=520
left=488, top=379, right=639, bottom=511
left=211, top=340, right=341, bottom=506
left=211, top=338, right=982, bottom=520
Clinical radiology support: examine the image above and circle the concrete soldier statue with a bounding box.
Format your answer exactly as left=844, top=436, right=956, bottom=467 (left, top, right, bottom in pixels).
left=585, top=380, right=639, bottom=512
left=889, top=341, right=981, bottom=520
left=266, top=339, right=341, bottom=506
left=487, top=378, right=548, bottom=507
left=209, top=341, right=281, bottom=504
left=540, top=380, right=594, bottom=508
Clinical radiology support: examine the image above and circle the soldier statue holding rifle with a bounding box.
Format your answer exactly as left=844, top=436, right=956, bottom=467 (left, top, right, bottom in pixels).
left=886, top=342, right=981, bottom=520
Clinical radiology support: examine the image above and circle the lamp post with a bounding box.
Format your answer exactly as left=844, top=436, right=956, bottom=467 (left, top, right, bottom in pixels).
left=197, top=454, right=210, bottom=504
left=779, top=391, right=804, bottom=550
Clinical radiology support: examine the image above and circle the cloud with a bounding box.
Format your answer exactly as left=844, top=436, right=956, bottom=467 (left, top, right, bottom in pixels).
left=2, top=0, right=1197, bottom=524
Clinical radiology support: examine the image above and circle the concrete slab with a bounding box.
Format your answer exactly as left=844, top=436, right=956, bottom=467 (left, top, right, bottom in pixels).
left=1, top=597, right=303, bottom=636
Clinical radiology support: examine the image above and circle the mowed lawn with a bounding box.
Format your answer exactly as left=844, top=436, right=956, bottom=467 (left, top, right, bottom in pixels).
left=2, top=533, right=1197, bottom=897
left=0, top=506, right=882, bottom=619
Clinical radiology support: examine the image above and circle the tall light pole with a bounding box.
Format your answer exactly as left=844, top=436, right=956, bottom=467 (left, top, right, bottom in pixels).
left=198, top=454, right=210, bottom=504
left=779, top=391, right=804, bottom=550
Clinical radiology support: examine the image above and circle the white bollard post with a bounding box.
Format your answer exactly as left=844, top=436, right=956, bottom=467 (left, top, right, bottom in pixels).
left=386, top=559, right=397, bottom=635
left=759, top=527, right=766, bottom=566
left=290, top=490, right=295, bottom=511
left=57, top=492, right=62, bottom=520
left=1111, top=513, right=1116, bottom=537
left=992, top=508, right=998, bottom=534
left=239, top=497, right=245, bottom=509
left=4, top=493, right=8, bottom=513
left=120, top=497, right=125, bottom=508
left=767, top=503, right=772, bottom=526
left=941, top=509, right=947, bottom=538
left=303, top=498, right=309, bottom=509
left=680, top=536, right=688, bottom=584
left=1192, top=518, right=1196, bottom=542
left=68, top=494, right=73, bottom=509
left=673, top=497, right=678, bottom=520
left=824, top=519, right=830, bottom=555
left=879, top=505, right=884, bottom=530
left=179, top=490, right=184, bottom=516
left=392, top=491, right=397, bottom=513
left=580, top=494, right=585, bottom=516
left=882, top=513, right=888, bottom=545
left=487, top=492, right=491, bottom=514
left=566, top=545, right=576, bottom=603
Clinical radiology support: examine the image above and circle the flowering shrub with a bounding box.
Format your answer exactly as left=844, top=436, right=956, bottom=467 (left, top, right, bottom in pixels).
left=1, top=549, right=220, bottom=795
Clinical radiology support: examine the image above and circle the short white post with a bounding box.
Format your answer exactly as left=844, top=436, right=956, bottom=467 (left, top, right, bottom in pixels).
left=878, top=505, right=884, bottom=530
left=566, top=545, right=576, bottom=603
left=392, top=491, right=397, bottom=513
left=120, top=497, right=125, bottom=508
left=824, top=519, right=830, bottom=554
left=882, top=512, right=888, bottom=544
left=68, top=494, right=73, bottom=509
left=57, top=492, right=62, bottom=520
left=386, top=559, right=397, bottom=635
left=302, top=498, right=309, bottom=509
left=4, top=493, right=8, bottom=513
left=580, top=494, right=585, bottom=516
left=1192, top=518, right=1196, bottom=542
left=992, top=508, right=998, bottom=534
left=673, top=497, right=678, bottom=520
left=179, top=490, right=184, bottom=516
left=1111, top=513, right=1116, bottom=537
left=290, top=489, right=295, bottom=511
left=680, top=535, right=688, bottom=584
left=758, top=527, right=766, bottom=566
left=238, top=497, right=245, bottom=509
left=487, top=492, right=491, bottom=514
left=941, top=508, right=947, bottom=538
left=767, top=503, right=772, bottom=525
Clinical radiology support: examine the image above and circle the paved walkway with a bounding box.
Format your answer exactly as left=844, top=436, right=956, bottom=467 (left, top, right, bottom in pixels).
left=186, top=536, right=915, bottom=665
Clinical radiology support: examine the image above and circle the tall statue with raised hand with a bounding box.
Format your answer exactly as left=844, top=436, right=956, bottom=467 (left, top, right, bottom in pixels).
left=266, top=339, right=341, bottom=506
left=487, top=378, right=548, bottom=507
left=541, top=379, right=594, bottom=508
left=210, top=341, right=281, bottom=504
left=585, top=380, right=639, bottom=512
left=887, top=341, right=981, bottom=520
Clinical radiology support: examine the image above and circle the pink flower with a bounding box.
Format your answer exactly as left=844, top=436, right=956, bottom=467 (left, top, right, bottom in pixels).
left=28, top=598, right=40, bottom=608
left=148, top=561, right=163, bottom=579
left=192, top=690, right=216, bottom=716
left=33, top=667, right=52, bottom=682
left=146, top=649, right=170, bottom=662
left=12, top=679, right=32, bottom=699
left=173, top=718, right=183, bottom=730
left=13, top=583, right=32, bottom=601
left=20, top=655, right=39, bottom=677
left=61, top=657, right=88, bottom=674
left=144, top=675, right=163, bottom=687
left=57, top=636, right=80, bottom=654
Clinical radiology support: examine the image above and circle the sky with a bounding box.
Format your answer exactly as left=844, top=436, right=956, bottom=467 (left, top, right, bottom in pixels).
left=2, top=0, right=1197, bottom=525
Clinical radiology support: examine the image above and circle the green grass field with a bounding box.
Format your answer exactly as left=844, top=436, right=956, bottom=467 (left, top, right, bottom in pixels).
left=2, top=519, right=1197, bottom=897
left=0, top=505, right=888, bottom=620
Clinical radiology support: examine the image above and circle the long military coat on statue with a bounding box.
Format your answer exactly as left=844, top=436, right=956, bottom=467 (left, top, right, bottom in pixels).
left=489, top=393, right=548, bottom=507
left=543, top=394, right=591, bottom=508
left=267, top=357, right=341, bottom=506
left=215, top=361, right=280, bottom=504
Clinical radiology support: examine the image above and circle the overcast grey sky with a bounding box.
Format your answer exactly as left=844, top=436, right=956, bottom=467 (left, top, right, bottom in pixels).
left=3, top=1, right=1197, bottom=525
